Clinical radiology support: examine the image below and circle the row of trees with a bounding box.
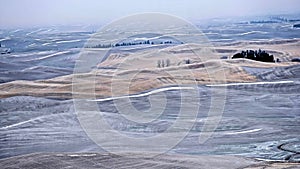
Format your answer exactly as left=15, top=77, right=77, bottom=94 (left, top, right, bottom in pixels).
left=157, top=59, right=170, bottom=68
left=86, top=40, right=175, bottom=48
left=156, top=59, right=191, bottom=68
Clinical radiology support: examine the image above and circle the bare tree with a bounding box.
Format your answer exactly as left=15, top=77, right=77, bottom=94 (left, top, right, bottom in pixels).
left=161, top=59, right=165, bottom=67
left=166, top=59, right=170, bottom=67
left=157, top=60, right=161, bottom=68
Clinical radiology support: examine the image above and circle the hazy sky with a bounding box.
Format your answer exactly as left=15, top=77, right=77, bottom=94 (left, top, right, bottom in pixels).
left=0, top=0, right=299, bottom=28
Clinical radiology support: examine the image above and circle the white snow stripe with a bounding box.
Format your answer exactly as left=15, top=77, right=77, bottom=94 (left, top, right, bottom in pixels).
left=226, top=128, right=262, bottom=135
left=206, top=81, right=294, bottom=87
left=90, top=86, right=195, bottom=102
left=0, top=117, right=42, bottom=130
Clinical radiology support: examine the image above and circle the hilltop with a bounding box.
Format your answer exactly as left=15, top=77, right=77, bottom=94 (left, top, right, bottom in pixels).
left=0, top=38, right=299, bottom=99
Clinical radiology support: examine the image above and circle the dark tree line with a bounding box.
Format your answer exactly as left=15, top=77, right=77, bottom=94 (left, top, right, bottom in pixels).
left=86, top=40, right=175, bottom=48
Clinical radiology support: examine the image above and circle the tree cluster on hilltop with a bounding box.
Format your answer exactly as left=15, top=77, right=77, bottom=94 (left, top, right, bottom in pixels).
left=232, top=49, right=275, bottom=62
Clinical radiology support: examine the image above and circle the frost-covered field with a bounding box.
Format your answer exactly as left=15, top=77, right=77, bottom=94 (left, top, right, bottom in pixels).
left=0, top=15, right=300, bottom=167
